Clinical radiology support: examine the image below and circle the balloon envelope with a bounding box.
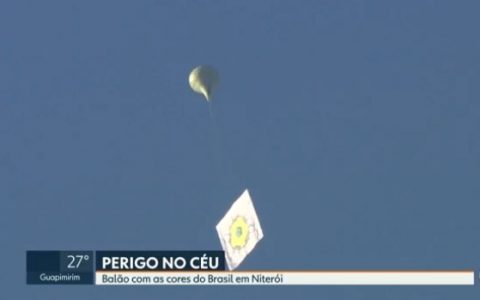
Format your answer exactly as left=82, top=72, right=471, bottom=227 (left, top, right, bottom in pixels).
left=189, top=65, right=219, bottom=101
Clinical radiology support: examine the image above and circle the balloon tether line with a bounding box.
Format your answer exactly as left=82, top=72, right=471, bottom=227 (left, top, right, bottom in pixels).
left=208, top=101, right=214, bottom=118
left=207, top=101, right=243, bottom=193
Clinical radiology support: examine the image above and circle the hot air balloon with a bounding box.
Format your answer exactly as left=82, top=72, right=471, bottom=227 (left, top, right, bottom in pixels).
left=189, top=65, right=219, bottom=102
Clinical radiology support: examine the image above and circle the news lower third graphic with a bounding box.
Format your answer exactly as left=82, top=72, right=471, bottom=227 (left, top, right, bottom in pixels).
left=26, top=250, right=476, bottom=286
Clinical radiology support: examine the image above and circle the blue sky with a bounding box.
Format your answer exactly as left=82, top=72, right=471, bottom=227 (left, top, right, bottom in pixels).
left=1, top=1, right=479, bottom=298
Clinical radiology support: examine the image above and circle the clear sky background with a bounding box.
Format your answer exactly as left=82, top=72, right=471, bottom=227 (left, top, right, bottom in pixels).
left=1, top=0, right=479, bottom=298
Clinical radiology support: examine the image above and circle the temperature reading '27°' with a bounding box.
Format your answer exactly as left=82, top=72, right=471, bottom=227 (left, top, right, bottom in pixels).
left=67, top=255, right=90, bottom=269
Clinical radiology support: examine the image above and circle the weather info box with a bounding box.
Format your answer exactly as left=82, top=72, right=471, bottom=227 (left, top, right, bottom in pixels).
left=26, top=251, right=94, bottom=284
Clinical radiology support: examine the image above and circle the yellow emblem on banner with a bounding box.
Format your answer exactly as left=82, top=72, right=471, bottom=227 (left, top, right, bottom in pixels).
left=229, top=216, right=249, bottom=249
